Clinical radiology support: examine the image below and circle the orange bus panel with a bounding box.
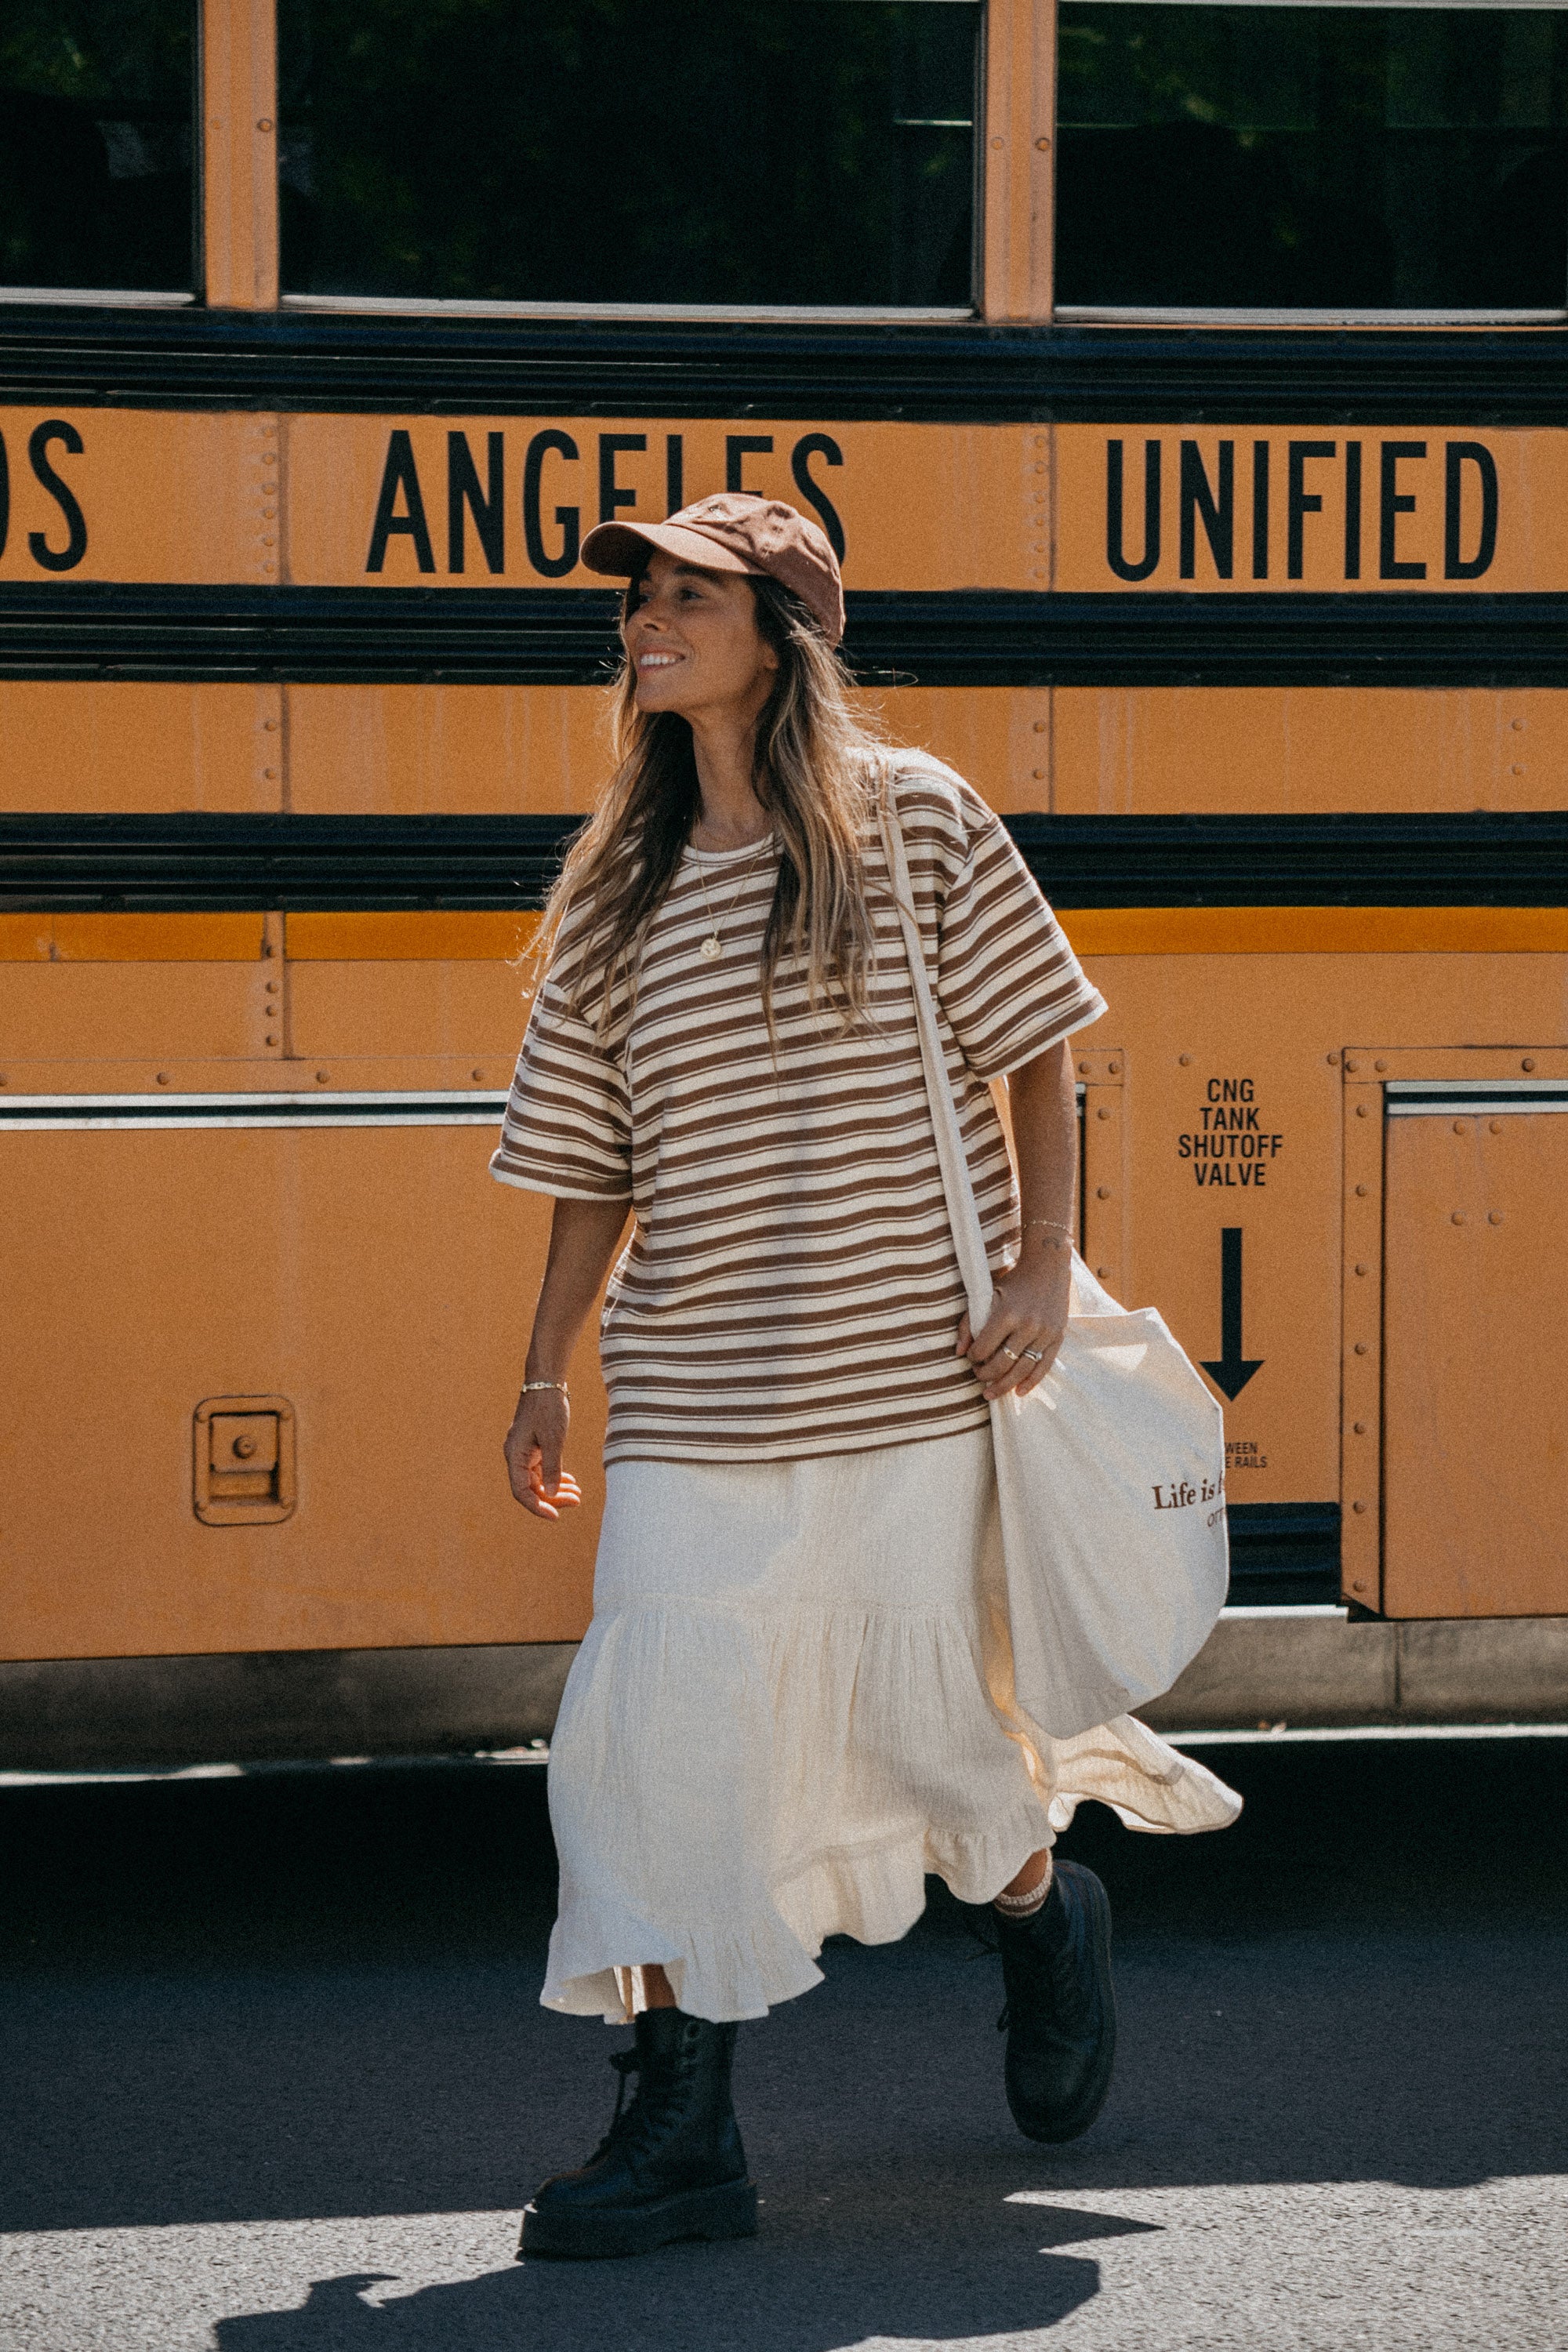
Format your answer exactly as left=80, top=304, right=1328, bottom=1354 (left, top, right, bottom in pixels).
left=1383, top=1100, right=1568, bottom=1617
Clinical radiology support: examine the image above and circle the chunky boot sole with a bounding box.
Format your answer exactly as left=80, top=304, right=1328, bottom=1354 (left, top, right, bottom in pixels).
left=518, top=2174, right=758, bottom=2262
left=1007, top=1862, right=1118, bottom=2146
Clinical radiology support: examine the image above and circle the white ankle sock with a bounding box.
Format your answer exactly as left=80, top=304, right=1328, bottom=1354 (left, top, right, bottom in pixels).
left=993, top=1861, right=1053, bottom=1919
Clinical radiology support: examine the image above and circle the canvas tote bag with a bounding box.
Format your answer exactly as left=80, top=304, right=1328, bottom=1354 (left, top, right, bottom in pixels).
left=878, top=773, right=1230, bottom=1739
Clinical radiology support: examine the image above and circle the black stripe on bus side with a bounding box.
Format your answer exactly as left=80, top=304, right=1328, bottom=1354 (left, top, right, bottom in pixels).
left=7, top=585, right=1568, bottom=688
left=2, top=307, right=1568, bottom=425
left=4, top=811, right=1567, bottom=911
left=1225, top=1502, right=1341, bottom=1604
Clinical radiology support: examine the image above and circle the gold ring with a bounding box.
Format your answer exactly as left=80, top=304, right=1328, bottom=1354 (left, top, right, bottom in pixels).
left=1000, top=1345, right=1019, bottom=1360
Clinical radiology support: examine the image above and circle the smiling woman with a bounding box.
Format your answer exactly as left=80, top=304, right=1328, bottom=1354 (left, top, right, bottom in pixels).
left=487, top=490, right=1240, bottom=2263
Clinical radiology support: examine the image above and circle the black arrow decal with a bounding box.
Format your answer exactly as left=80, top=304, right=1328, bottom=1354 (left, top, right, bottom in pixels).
left=1201, top=1225, right=1264, bottom=1400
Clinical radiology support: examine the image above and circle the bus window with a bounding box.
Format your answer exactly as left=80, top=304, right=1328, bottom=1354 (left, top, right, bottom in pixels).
left=277, top=0, right=978, bottom=310
left=0, top=0, right=195, bottom=295
left=1056, top=2, right=1568, bottom=314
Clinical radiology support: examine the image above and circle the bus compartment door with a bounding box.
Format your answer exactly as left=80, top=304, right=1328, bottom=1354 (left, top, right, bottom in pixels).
left=1363, top=1062, right=1568, bottom=1620
left=0, top=1091, right=603, bottom=1662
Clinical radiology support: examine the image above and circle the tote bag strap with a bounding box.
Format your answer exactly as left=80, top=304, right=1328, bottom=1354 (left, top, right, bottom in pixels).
left=876, top=767, right=996, bottom=1330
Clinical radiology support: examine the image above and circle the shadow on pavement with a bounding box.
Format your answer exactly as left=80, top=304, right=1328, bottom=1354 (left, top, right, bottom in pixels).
left=210, top=2211, right=1108, bottom=2352
left=2, top=1733, right=1566, bottom=2291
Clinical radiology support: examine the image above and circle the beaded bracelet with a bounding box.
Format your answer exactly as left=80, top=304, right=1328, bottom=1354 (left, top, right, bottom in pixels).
left=521, top=1379, right=569, bottom=1395
left=1021, top=1216, right=1074, bottom=1245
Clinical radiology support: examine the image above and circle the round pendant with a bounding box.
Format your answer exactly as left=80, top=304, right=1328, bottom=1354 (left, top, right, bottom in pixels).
left=699, top=935, right=722, bottom=960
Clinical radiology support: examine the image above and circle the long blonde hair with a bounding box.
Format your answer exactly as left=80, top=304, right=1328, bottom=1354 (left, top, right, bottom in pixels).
left=538, top=575, right=887, bottom=1038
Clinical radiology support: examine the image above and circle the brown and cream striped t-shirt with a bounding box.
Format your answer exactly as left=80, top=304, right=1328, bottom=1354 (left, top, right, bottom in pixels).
left=490, top=761, right=1106, bottom=1463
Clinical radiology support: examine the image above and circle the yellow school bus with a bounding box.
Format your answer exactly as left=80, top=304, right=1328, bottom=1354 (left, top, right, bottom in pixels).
left=3, top=0, right=1566, bottom=1769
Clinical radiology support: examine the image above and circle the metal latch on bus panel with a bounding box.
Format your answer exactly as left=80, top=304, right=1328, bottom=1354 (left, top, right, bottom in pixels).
left=193, top=1397, right=297, bottom=1526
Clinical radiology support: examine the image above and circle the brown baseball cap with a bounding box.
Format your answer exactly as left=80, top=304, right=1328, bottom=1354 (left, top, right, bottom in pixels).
left=580, top=492, right=846, bottom=648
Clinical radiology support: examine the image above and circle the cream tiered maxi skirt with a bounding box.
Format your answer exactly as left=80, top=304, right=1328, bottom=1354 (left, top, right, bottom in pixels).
left=542, top=1425, right=1241, bottom=2025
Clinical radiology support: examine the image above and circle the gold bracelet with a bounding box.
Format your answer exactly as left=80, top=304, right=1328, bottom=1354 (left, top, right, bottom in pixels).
left=521, top=1379, right=569, bottom=1395
left=1021, top=1216, right=1074, bottom=1243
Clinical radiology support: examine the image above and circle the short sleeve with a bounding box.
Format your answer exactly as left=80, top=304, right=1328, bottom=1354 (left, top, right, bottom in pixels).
left=935, top=800, right=1106, bottom=1080
left=488, top=976, right=633, bottom=1202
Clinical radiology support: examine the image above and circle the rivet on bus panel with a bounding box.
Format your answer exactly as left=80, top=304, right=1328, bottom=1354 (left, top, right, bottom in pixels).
left=1453, top=1120, right=1468, bottom=1134
left=1352, top=1501, right=1367, bottom=1514
left=1355, top=1263, right=1367, bottom=1276
left=1096, top=1108, right=1112, bottom=1121
left=1523, top=1057, right=1537, bottom=1071
left=1374, top=1059, right=1388, bottom=1072
left=1489, top=1210, right=1504, bottom=1225
left=1345, top=1058, right=1359, bottom=1073
left=1356, top=1104, right=1369, bottom=1117
left=1353, top=1422, right=1367, bottom=1436
left=1451, top=1211, right=1466, bottom=1224
left=1490, top=1120, right=1504, bottom=1134
left=1355, top=1183, right=1368, bottom=1196
left=1178, top=1053, right=1192, bottom=1065
left=316, top=1070, right=331, bottom=1083
left=1354, top=1342, right=1369, bottom=1355
left=1096, top=1185, right=1112, bottom=1200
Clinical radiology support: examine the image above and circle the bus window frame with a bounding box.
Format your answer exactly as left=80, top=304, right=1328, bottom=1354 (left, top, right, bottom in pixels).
left=1052, top=0, right=1568, bottom=328
left=273, top=0, right=1007, bottom=325
left=0, top=0, right=206, bottom=311
left=9, top=1, right=1568, bottom=328
left=0, top=0, right=1040, bottom=325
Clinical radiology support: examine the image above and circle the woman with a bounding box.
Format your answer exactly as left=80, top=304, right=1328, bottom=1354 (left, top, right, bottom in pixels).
left=493, top=492, right=1239, bottom=2263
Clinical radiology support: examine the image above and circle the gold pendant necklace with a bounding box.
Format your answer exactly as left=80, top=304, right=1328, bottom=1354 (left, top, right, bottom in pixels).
left=691, top=833, right=774, bottom=960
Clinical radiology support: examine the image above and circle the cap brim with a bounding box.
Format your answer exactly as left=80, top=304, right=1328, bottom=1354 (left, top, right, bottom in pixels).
left=579, top=518, right=764, bottom=581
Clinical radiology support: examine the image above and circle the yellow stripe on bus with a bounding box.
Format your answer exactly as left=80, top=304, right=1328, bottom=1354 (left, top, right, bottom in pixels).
left=1068, top=906, right=1568, bottom=955
left=284, top=911, right=541, bottom=960
left=0, top=913, right=269, bottom=961
left=2, top=906, right=1564, bottom=962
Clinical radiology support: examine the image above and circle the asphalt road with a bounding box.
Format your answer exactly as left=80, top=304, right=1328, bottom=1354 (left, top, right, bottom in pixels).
left=3, top=1730, right=1566, bottom=2352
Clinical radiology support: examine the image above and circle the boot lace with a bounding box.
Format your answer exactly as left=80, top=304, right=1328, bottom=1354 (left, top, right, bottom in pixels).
left=996, top=1918, right=1087, bottom=2040
left=586, top=2042, right=691, bottom=2166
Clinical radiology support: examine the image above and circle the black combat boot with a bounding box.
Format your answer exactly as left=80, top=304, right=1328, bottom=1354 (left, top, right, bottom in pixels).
left=995, top=1859, right=1117, bottom=2143
left=519, top=2005, right=757, bottom=2261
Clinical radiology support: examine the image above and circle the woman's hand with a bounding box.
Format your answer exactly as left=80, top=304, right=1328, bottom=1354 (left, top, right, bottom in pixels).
left=504, top=1386, right=583, bottom=1522
left=960, top=1039, right=1078, bottom=1400
left=956, top=1234, right=1073, bottom=1401
left=505, top=1196, right=630, bottom=1526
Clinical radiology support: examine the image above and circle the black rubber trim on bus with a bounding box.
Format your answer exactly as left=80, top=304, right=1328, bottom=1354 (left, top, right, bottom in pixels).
left=2, top=306, right=1568, bottom=423
left=7, top=584, right=1568, bottom=689
left=1225, top=1502, right=1341, bottom=1607
left=4, top=811, right=1566, bottom=913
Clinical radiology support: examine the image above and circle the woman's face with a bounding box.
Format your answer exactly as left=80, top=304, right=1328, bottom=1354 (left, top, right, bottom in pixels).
left=624, top=550, right=779, bottom=722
